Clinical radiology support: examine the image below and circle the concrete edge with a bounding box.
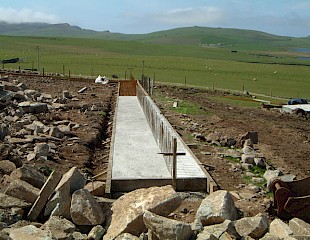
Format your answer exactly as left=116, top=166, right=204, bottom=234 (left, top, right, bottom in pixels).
left=105, top=83, right=120, bottom=197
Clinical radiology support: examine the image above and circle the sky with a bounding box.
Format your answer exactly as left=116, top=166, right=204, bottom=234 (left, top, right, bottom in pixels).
left=0, top=0, right=310, bottom=37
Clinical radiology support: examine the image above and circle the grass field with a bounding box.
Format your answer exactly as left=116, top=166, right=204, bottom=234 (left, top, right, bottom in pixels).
left=0, top=27, right=310, bottom=99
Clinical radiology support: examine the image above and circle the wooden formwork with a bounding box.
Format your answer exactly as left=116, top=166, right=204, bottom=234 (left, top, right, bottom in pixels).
left=119, top=80, right=137, bottom=96
left=136, top=81, right=218, bottom=193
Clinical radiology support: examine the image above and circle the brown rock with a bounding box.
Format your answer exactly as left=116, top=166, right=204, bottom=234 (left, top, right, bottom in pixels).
left=0, top=160, right=16, bottom=175
left=0, top=193, right=32, bottom=209
left=70, top=189, right=105, bottom=226
left=8, top=225, right=54, bottom=240
left=84, top=181, right=105, bottom=196
left=10, top=165, right=47, bottom=189
left=5, top=179, right=40, bottom=203
left=45, top=167, right=86, bottom=219
left=103, top=185, right=181, bottom=240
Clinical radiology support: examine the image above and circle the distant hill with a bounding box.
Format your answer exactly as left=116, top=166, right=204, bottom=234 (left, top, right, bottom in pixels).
left=0, top=22, right=309, bottom=50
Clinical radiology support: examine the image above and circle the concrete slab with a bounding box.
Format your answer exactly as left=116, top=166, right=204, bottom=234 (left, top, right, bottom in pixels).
left=110, top=96, right=209, bottom=192
left=112, top=96, right=171, bottom=180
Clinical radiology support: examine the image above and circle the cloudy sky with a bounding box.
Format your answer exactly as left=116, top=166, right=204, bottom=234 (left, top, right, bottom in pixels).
left=0, top=0, right=309, bottom=37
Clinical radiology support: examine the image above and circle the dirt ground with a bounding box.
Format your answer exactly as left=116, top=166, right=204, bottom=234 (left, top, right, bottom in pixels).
left=3, top=75, right=309, bottom=222
left=153, top=85, right=310, bottom=187
left=153, top=85, right=310, bottom=221
left=12, top=75, right=117, bottom=180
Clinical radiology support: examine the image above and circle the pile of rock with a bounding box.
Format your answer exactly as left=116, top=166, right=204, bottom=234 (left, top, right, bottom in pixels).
left=1, top=168, right=310, bottom=240
left=0, top=77, right=83, bottom=164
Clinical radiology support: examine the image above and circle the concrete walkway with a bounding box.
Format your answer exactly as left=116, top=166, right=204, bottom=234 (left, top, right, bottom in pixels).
left=110, top=96, right=209, bottom=192
left=112, top=96, right=171, bottom=180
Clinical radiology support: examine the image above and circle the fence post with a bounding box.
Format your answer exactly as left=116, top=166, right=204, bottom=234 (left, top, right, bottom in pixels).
left=172, top=138, right=177, bottom=190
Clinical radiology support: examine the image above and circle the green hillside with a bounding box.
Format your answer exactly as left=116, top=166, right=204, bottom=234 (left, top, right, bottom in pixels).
left=0, top=24, right=310, bottom=99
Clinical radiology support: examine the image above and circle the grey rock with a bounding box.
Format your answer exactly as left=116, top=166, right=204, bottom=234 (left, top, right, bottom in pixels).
left=41, top=216, right=76, bottom=240
left=270, top=218, right=293, bottom=238
left=34, top=143, right=50, bottom=158
left=235, top=214, right=269, bottom=238
left=0, top=193, right=32, bottom=208
left=254, top=157, right=266, bottom=168
left=18, top=101, right=49, bottom=114
left=241, top=154, right=255, bottom=164
left=260, top=233, right=282, bottom=240
left=263, top=169, right=283, bottom=182
left=114, top=233, right=139, bottom=240
left=242, top=146, right=256, bottom=156
left=24, top=89, right=41, bottom=100
left=0, top=231, right=12, bottom=240
left=195, top=190, right=238, bottom=228
left=103, top=185, right=181, bottom=240
left=70, top=189, right=105, bottom=225
left=71, top=232, right=87, bottom=240
left=0, top=160, right=16, bottom=175
left=289, top=218, right=310, bottom=236
left=196, top=219, right=240, bottom=240
left=37, top=93, right=53, bottom=102
left=17, top=82, right=28, bottom=90
left=8, top=225, right=55, bottom=240
left=0, top=124, right=10, bottom=141
left=3, top=83, right=21, bottom=92
left=0, top=144, right=12, bottom=160
left=49, top=127, right=65, bottom=139
left=143, top=210, right=193, bottom=240
left=87, top=225, right=106, bottom=240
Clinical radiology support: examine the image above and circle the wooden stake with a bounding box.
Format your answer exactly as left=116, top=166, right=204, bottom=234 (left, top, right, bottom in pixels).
left=172, top=138, right=177, bottom=190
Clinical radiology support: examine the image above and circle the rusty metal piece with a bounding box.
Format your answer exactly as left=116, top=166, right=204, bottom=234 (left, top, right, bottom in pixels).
left=271, top=177, right=310, bottom=222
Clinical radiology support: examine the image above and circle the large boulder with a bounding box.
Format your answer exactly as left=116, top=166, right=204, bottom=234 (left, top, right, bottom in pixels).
left=103, top=185, right=181, bottom=240
left=10, top=165, right=47, bottom=189
left=235, top=214, right=269, bottom=238
left=269, top=218, right=293, bottom=238
left=289, top=218, right=310, bottom=235
left=5, top=179, right=40, bottom=203
left=41, top=216, right=76, bottom=240
left=70, top=189, right=105, bottom=226
left=194, top=190, right=238, bottom=228
left=8, top=225, right=55, bottom=240
left=143, top=210, right=193, bottom=240
left=45, top=167, right=86, bottom=219
left=0, top=193, right=32, bottom=209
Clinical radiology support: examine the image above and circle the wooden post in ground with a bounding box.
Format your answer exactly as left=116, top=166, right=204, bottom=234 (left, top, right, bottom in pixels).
left=172, top=137, right=177, bottom=190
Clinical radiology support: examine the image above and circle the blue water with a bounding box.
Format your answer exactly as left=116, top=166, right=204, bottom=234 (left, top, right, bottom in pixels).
left=295, top=48, right=310, bottom=53
left=298, top=57, right=310, bottom=61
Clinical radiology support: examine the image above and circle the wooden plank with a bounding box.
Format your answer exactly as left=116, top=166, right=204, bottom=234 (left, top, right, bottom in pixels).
left=172, top=138, right=177, bottom=190
left=27, top=170, right=62, bottom=221
left=119, top=80, right=137, bottom=96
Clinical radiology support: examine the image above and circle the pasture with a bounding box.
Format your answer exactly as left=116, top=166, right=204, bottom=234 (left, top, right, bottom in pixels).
left=0, top=32, right=309, bottom=99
